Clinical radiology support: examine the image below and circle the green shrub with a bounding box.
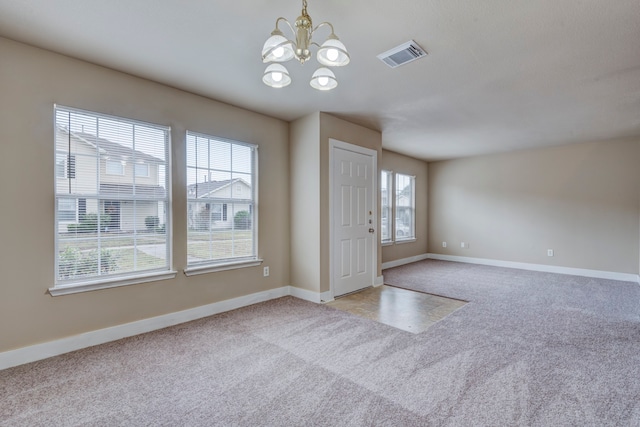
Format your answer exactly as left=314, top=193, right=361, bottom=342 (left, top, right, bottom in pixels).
left=234, top=210, right=251, bottom=230
left=67, top=213, right=111, bottom=233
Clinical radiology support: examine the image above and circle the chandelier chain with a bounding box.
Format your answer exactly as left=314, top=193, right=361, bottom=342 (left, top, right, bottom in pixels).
left=302, top=0, right=308, bottom=15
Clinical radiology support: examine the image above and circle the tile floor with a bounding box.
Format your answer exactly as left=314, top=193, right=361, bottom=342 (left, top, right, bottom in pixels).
left=326, top=285, right=467, bottom=333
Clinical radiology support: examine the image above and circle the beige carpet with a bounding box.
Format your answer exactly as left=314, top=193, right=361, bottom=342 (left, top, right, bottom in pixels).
left=2, top=259, right=640, bottom=426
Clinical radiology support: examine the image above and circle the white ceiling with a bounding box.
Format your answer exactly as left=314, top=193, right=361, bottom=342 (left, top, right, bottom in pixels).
left=1, top=0, right=639, bottom=161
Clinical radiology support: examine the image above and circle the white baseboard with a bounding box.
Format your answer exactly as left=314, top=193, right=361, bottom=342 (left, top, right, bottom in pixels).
left=320, top=290, right=334, bottom=303
left=427, top=253, right=640, bottom=284
left=382, top=254, right=430, bottom=270
left=374, top=275, right=384, bottom=287
left=289, top=287, right=335, bottom=303
left=0, top=286, right=290, bottom=371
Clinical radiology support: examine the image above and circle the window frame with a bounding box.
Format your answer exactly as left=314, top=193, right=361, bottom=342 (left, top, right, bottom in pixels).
left=184, top=130, right=261, bottom=276
left=134, top=162, right=149, bottom=177
left=105, top=159, right=125, bottom=176
left=57, top=197, right=78, bottom=222
left=394, top=172, right=416, bottom=242
left=50, top=105, right=176, bottom=296
left=380, top=169, right=393, bottom=245
left=56, top=153, right=76, bottom=178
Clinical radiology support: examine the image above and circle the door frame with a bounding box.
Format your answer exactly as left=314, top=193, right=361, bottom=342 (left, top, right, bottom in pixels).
left=329, top=138, right=378, bottom=299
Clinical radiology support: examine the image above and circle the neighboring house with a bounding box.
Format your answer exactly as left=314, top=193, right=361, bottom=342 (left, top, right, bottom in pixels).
left=187, top=178, right=252, bottom=230
left=56, top=126, right=166, bottom=233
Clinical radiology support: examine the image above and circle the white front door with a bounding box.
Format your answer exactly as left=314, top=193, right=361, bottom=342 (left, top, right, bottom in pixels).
left=331, top=141, right=377, bottom=297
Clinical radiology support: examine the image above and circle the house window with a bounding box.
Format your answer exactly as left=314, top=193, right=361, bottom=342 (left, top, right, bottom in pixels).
left=186, top=131, right=257, bottom=271
left=395, top=173, right=415, bottom=241
left=57, top=198, right=77, bottom=222
left=106, top=160, right=125, bottom=175
left=56, top=154, right=76, bottom=178
left=53, top=105, right=171, bottom=292
left=380, top=170, right=392, bottom=243
left=135, top=163, right=149, bottom=177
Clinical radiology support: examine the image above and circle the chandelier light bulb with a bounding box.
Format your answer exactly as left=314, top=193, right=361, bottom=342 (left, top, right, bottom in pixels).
left=317, top=37, right=350, bottom=67
left=310, top=67, right=337, bottom=91
left=263, top=64, right=291, bottom=88
left=273, top=46, right=285, bottom=59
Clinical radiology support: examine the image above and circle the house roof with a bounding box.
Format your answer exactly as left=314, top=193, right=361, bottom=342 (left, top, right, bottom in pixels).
left=187, top=178, right=249, bottom=199
left=57, top=126, right=164, bottom=163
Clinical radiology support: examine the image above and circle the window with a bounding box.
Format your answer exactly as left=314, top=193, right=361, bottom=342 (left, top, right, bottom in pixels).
left=135, top=163, right=149, bottom=177
left=56, top=154, right=76, bottom=178
left=395, top=173, right=415, bottom=241
left=186, top=131, right=258, bottom=273
left=380, top=170, right=392, bottom=243
left=53, top=106, right=172, bottom=294
left=208, top=203, right=228, bottom=222
left=57, top=198, right=77, bottom=221
left=106, top=160, right=125, bottom=175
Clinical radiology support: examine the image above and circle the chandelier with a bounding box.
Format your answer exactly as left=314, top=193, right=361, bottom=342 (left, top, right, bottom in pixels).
left=261, top=0, right=350, bottom=91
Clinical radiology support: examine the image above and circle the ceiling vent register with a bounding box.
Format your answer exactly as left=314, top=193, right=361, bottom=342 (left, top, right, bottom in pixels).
left=377, top=40, right=427, bottom=68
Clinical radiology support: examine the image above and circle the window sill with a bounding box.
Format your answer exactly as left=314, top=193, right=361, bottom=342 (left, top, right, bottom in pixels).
left=184, top=259, right=263, bottom=277
left=381, top=240, right=394, bottom=247
left=395, top=238, right=417, bottom=245
left=49, top=270, right=178, bottom=296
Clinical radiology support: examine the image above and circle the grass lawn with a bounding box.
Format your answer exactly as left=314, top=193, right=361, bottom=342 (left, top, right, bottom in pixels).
left=187, top=230, right=252, bottom=241
left=113, top=248, right=166, bottom=273
left=187, top=239, right=253, bottom=260
left=58, top=232, right=166, bottom=251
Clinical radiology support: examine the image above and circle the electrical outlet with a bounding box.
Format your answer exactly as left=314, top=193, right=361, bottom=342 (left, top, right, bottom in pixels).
left=263, top=266, right=270, bottom=277
left=547, top=249, right=554, bottom=257
left=442, top=241, right=447, bottom=248
left=460, top=242, right=466, bottom=249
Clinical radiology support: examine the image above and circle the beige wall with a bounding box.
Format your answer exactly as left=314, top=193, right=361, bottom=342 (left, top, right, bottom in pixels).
left=381, top=149, right=429, bottom=264
left=428, top=138, right=640, bottom=274
left=289, top=113, right=321, bottom=293
left=289, top=113, right=383, bottom=294
left=0, top=38, right=290, bottom=352
left=319, top=113, right=383, bottom=292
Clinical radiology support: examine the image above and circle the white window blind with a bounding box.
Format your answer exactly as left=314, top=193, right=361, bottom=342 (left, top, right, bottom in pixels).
left=381, top=170, right=392, bottom=243
left=54, top=106, right=170, bottom=286
left=395, top=173, right=415, bottom=240
left=186, top=131, right=257, bottom=267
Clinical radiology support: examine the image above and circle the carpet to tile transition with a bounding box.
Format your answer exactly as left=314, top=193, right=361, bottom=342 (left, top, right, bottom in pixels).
left=2, top=259, right=640, bottom=426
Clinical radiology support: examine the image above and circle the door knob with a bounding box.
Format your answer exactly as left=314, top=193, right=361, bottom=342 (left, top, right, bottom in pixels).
left=368, top=228, right=375, bottom=233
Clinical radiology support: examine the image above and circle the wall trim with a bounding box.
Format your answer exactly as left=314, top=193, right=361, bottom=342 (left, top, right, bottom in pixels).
left=289, top=286, right=320, bottom=303
left=320, top=290, right=335, bottom=303
left=375, top=275, right=384, bottom=287
left=382, top=253, right=430, bottom=270
left=427, top=253, right=640, bottom=284
left=0, top=286, right=290, bottom=371
left=7, top=253, right=635, bottom=370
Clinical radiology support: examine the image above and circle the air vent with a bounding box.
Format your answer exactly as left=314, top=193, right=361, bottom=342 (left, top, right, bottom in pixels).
left=377, top=40, right=427, bottom=68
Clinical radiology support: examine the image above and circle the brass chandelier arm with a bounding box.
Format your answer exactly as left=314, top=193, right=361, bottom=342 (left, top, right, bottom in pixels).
left=274, top=17, right=296, bottom=38
left=312, top=21, right=337, bottom=37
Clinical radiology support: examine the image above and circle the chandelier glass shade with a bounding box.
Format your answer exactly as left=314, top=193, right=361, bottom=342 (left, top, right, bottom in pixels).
left=310, top=67, right=337, bottom=90
left=263, top=64, right=292, bottom=88
left=261, top=0, right=349, bottom=91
